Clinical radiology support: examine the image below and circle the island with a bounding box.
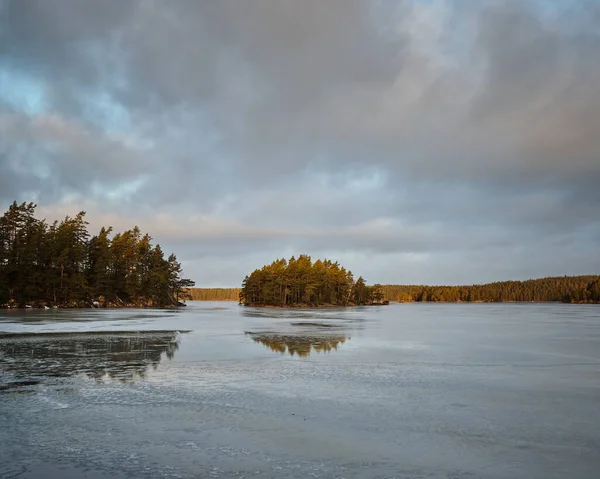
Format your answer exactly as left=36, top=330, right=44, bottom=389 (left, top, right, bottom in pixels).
left=239, top=255, right=387, bottom=307
left=0, top=201, right=194, bottom=309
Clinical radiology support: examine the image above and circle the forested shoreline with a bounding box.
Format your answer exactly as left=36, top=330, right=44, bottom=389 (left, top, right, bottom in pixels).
left=380, top=276, right=600, bottom=304
left=3, top=200, right=596, bottom=309
left=0, top=202, right=194, bottom=309
left=190, top=275, right=600, bottom=304
left=239, top=255, right=385, bottom=307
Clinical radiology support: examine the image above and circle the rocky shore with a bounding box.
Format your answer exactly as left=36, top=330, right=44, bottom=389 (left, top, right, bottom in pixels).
left=1, top=297, right=187, bottom=310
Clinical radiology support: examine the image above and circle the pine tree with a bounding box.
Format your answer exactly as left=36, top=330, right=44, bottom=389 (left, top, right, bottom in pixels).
left=0, top=201, right=194, bottom=308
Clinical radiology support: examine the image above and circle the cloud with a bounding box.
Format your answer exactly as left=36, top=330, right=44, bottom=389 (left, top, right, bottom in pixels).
left=0, top=110, right=148, bottom=203
left=0, top=0, right=599, bottom=285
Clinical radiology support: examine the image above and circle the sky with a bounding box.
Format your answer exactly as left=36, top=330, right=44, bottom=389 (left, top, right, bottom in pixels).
left=1, top=0, right=599, bottom=287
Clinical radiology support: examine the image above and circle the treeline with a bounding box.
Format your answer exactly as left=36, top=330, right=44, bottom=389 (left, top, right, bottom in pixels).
left=240, top=255, right=384, bottom=306
left=0, top=201, right=194, bottom=308
left=381, top=276, right=600, bottom=303
left=187, top=288, right=240, bottom=301
left=191, top=275, right=600, bottom=304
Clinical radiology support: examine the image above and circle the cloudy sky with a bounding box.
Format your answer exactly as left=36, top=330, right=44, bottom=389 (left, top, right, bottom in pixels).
left=1, top=0, right=599, bottom=286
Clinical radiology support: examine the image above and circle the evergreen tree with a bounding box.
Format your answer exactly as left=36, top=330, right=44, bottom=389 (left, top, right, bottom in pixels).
left=0, top=201, right=194, bottom=308
left=380, top=276, right=600, bottom=304
left=351, top=276, right=371, bottom=305
left=239, top=256, right=380, bottom=307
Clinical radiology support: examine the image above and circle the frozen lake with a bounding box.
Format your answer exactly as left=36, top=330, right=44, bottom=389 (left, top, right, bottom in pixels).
left=1, top=302, right=599, bottom=478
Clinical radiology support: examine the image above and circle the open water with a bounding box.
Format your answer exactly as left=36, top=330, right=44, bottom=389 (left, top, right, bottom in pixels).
left=1, top=302, right=599, bottom=479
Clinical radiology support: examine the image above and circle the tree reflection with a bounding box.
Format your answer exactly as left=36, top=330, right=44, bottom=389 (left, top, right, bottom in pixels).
left=246, top=332, right=349, bottom=357
left=0, top=331, right=188, bottom=383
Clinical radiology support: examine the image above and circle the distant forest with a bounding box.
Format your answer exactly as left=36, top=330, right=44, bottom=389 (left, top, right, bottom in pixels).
left=190, top=275, right=600, bottom=304
left=239, top=255, right=384, bottom=307
left=381, top=276, right=600, bottom=304
left=187, top=288, right=242, bottom=301
left=0, top=201, right=194, bottom=308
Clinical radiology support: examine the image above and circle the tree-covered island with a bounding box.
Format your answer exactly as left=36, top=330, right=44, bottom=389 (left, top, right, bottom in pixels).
left=0, top=201, right=195, bottom=309
left=239, top=255, right=387, bottom=307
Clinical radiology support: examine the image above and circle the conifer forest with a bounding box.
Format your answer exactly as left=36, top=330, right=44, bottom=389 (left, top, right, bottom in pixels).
left=0, top=202, right=194, bottom=308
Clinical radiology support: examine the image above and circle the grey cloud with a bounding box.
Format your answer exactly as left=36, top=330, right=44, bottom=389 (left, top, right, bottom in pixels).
left=0, top=0, right=134, bottom=117
left=0, top=110, right=148, bottom=203
left=4, top=1, right=598, bottom=188
left=0, top=0, right=599, bottom=285
left=468, top=1, right=600, bottom=183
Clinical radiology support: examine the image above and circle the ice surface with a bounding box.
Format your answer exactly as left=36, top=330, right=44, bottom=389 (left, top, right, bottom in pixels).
left=1, top=302, right=600, bottom=478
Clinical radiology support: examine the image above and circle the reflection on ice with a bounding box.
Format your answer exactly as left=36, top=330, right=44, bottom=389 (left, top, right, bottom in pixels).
left=246, top=332, right=350, bottom=357
left=0, top=331, right=188, bottom=385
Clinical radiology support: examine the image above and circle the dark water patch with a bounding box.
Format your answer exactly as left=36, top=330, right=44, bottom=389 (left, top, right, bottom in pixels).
left=0, top=330, right=191, bottom=339
left=0, top=378, right=41, bottom=393
left=290, top=321, right=344, bottom=328
left=242, top=308, right=351, bottom=319
left=0, top=309, right=181, bottom=327
left=0, top=331, right=189, bottom=383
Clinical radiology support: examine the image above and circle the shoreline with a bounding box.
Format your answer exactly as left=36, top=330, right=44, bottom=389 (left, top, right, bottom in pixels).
left=6, top=300, right=596, bottom=309
left=243, top=301, right=389, bottom=308
left=1, top=302, right=188, bottom=310
left=191, top=299, right=599, bottom=305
